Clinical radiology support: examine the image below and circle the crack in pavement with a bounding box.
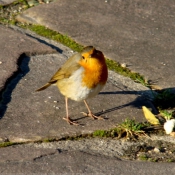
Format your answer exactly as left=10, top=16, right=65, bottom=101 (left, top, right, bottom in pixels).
left=33, top=150, right=58, bottom=161
left=0, top=53, right=30, bottom=119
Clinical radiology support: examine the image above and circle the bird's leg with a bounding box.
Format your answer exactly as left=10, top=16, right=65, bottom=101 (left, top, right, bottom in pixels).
left=81, top=100, right=103, bottom=120
left=63, top=97, right=79, bottom=125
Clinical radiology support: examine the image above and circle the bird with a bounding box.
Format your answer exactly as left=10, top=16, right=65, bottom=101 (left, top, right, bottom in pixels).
left=36, top=46, right=108, bottom=125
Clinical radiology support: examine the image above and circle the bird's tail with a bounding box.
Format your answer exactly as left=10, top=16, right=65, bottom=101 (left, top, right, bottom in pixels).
left=36, top=83, right=51, bottom=91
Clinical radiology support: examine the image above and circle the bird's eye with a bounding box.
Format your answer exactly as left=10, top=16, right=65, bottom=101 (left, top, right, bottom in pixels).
left=82, top=56, right=85, bottom=59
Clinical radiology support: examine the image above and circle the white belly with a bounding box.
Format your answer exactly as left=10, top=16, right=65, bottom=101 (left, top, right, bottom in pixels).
left=57, top=67, right=104, bottom=101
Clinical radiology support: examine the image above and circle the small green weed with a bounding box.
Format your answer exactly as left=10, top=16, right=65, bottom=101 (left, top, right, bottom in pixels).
left=118, top=118, right=149, bottom=139
left=159, top=109, right=173, bottom=120
left=92, top=119, right=149, bottom=139
left=139, top=154, right=149, bottom=161
left=119, top=118, right=146, bottom=132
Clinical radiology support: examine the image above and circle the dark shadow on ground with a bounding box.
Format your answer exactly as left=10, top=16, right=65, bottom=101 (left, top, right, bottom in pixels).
left=72, top=90, right=158, bottom=123
left=26, top=33, right=63, bottom=54
left=96, top=95, right=157, bottom=117
left=97, top=87, right=175, bottom=117
left=0, top=53, right=30, bottom=119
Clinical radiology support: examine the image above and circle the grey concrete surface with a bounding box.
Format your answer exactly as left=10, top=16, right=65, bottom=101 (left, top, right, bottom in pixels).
left=17, top=0, right=175, bottom=89
left=0, top=0, right=175, bottom=174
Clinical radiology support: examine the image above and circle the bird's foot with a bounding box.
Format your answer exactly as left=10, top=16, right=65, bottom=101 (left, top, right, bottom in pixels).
left=81, top=112, right=104, bottom=120
left=63, top=117, right=79, bottom=125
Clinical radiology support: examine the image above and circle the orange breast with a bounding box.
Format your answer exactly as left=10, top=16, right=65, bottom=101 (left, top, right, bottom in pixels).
left=79, top=57, right=108, bottom=89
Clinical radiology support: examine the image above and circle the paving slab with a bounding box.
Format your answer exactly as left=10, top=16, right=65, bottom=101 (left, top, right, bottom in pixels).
left=17, top=0, right=175, bottom=89
left=0, top=51, right=153, bottom=142
left=0, top=25, right=56, bottom=92
left=0, top=139, right=175, bottom=174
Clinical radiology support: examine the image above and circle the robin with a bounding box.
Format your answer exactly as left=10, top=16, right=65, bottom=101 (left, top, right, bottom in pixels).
left=36, top=46, right=108, bottom=125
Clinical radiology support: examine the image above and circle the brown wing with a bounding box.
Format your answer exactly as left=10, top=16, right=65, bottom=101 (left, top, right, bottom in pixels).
left=36, top=52, right=82, bottom=91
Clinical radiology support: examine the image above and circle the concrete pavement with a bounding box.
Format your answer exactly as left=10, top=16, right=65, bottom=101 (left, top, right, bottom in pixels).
left=0, top=0, right=175, bottom=174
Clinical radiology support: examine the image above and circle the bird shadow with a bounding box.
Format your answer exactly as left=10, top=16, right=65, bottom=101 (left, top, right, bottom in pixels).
left=72, top=90, right=156, bottom=123
left=73, top=87, right=175, bottom=123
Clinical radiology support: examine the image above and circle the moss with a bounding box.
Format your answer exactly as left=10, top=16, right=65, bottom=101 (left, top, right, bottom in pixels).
left=0, top=142, right=12, bottom=147
left=0, top=142, right=18, bottom=148
left=93, top=130, right=110, bottom=137
left=139, top=154, right=149, bottom=161
left=13, top=0, right=30, bottom=6
left=106, top=59, right=149, bottom=87
left=148, top=158, right=158, bottom=162
left=167, top=159, right=175, bottom=163
left=20, top=24, right=84, bottom=52
left=0, top=0, right=29, bottom=25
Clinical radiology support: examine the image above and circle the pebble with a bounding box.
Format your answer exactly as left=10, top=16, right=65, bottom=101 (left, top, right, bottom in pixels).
left=0, top=61, right=2, bottom=64
left=170, top=132, right=175, bottom=137
left=154, top=147, right=160, bottom=153
left=121, top=63, right=127, bottom=68
left=164, top=119, right=175, bottom=134
left=28, top=0, right=39, bottom=7
left=44, top=0, right=50, bottom=3
left=161, top=62, right=166, bottom=66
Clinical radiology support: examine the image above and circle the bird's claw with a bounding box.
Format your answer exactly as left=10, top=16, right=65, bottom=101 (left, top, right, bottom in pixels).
left=81, top=112, right=104, bottom=120
left=63, top=117, right=79, bottom=125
